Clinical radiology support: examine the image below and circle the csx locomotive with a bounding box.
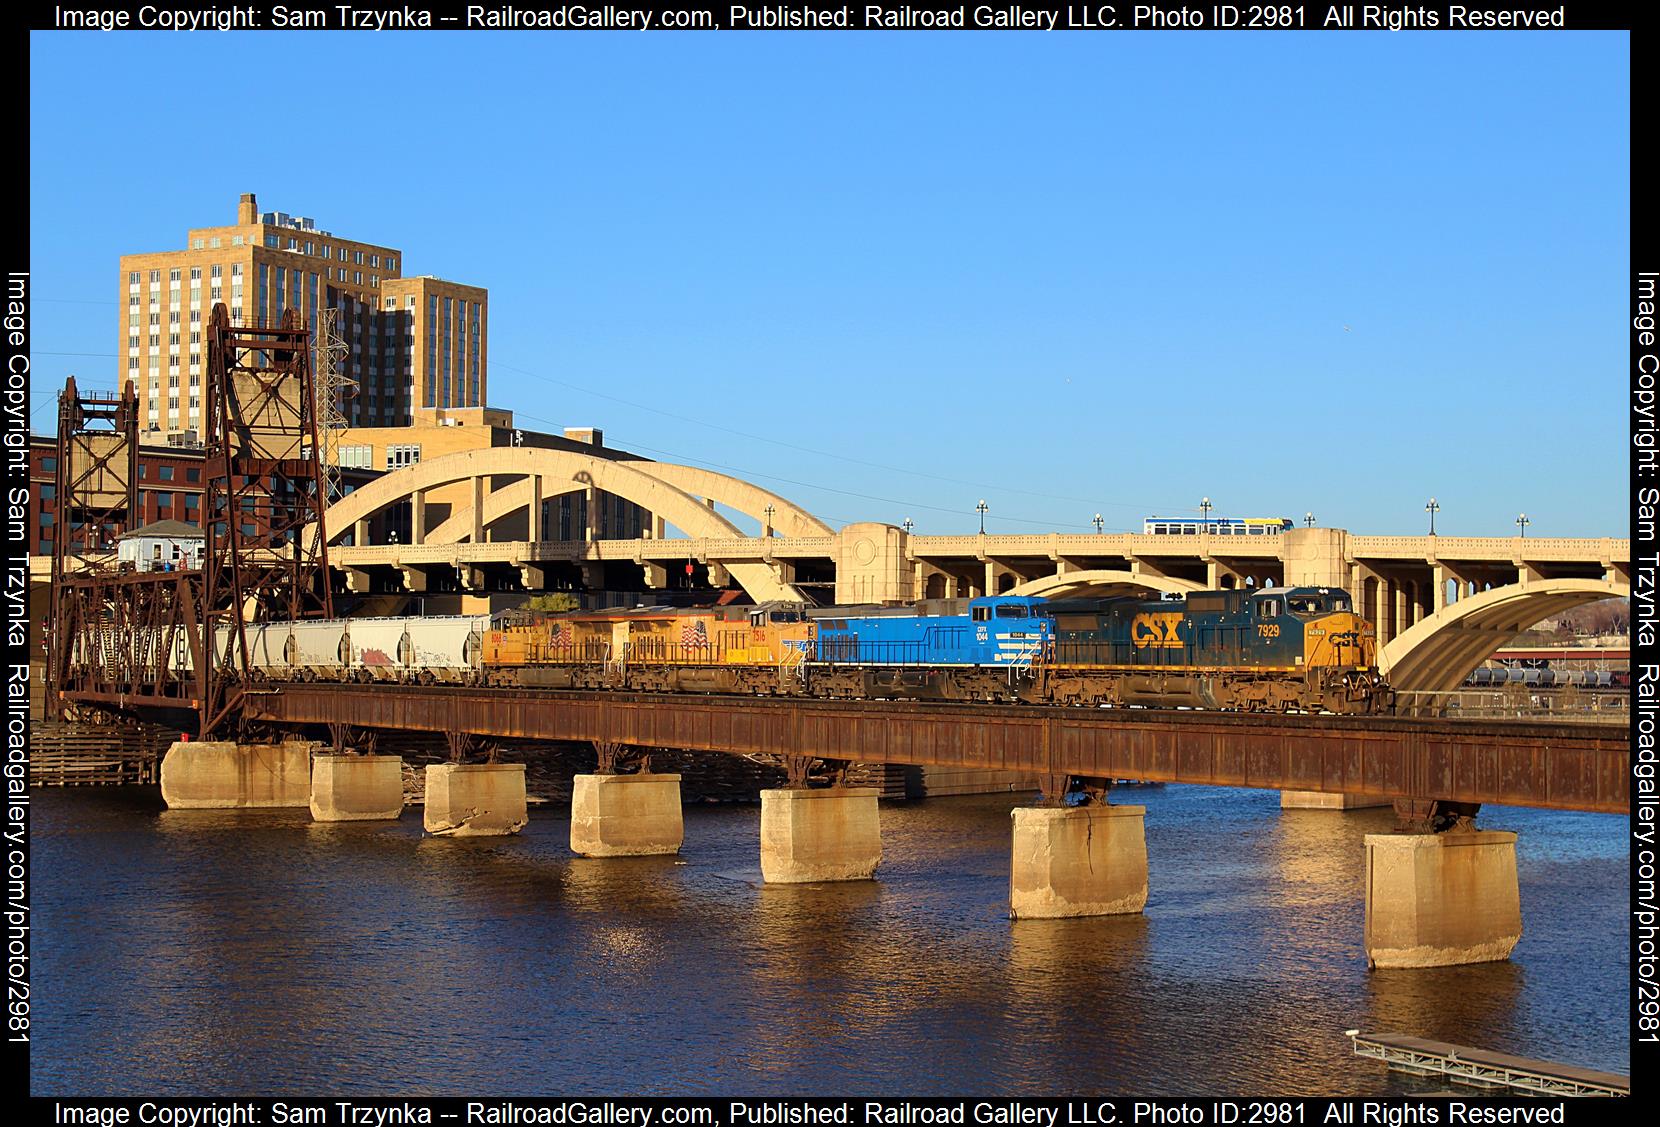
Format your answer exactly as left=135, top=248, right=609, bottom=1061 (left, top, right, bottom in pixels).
left=100, top=585, right=1389, bottom=713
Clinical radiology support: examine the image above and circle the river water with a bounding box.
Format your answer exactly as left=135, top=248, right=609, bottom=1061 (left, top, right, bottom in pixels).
left=28, top=782, right=1629, bottom=1096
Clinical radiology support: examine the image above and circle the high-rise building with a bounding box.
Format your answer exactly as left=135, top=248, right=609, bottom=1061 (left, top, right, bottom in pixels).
left=117, top=193, right=486, bottom=440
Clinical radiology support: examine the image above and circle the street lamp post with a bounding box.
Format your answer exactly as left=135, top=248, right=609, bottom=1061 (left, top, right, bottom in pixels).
left=1092, top=513, right=1104, bottom=534
left=1304, top=512, right=1315, bottom=528
left=976, top=500, right=989, bottom=535
left=1425, top=498, right=1440, bottom=536
left=1199, top=497, right=1213, bottom=532
left=1516, top=513, right=1530, bottom=538
left=762, top=503, right=775, bottom=538
left=902, top=518, right=914, bottom=535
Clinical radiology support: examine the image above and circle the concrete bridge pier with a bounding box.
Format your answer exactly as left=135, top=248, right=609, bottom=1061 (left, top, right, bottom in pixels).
left=159, top=740, right=314, bottom=808
left=423, top=763, right=528, bottom=836
left=1364, top=826, right=1522, bottom=968
left=310, top=754, right=404, bottom=821
left=759, top=787, right=882, bottom=883
left=570, top=773, right=684, bottom=856
left=1009, top=802, right=1148, bottom=919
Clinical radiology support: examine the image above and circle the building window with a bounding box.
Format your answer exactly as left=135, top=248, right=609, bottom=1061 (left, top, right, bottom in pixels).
left=339, top=445, right=373, bottom=469
left=191, top=239, right=204, bottom=249
left=232, top=235, right=244, bottom=246
left=231, top=264, right=242, bottom=277
left=128, top=271, right=140, bottom=284
left=210, top=237, right=222, bottom=248
left=189, top=267, right=201, bottom=281
left=149, top=270, right=160, bottom=283
left=40, top=484, right=54, bottom=500
left=158, top=466, right=174, bottom=481
left=169, top=268, right=180, bottom=282
left=387, top=444, right=421, bottom=469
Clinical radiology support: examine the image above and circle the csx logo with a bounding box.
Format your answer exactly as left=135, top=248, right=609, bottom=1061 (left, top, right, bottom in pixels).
left=1131, top=613, right=1184, bottom=648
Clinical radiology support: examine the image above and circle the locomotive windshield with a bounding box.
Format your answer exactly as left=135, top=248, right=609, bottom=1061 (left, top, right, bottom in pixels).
left=1285, top=592, right=1352, bottom=615
left=995, top=605, right=1030, bottom=618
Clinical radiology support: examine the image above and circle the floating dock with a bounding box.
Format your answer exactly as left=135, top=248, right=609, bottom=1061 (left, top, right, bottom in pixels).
left=1345, top=1031, right=1628, bottom=1097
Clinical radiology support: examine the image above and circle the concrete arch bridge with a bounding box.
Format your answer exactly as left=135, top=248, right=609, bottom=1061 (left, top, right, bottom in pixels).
left=318, top=450, right=1629, bottom=693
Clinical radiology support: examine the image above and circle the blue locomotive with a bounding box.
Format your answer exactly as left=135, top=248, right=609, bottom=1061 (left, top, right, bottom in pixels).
left=810, top=596, right=1051, bottom=701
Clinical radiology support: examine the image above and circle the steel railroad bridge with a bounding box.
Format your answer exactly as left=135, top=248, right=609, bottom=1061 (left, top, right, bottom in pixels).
left=41, top=323, right=1631, bottom=971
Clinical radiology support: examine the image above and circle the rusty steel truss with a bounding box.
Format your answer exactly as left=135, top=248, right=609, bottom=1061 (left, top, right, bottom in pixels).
left=49, top=305, right=336, bottom=737
left=197, top=304, right=334, bottom=735
left=46, top=377, right=139, bottom=719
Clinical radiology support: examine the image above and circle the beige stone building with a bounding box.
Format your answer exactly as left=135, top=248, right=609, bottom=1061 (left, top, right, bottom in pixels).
left=117, top=193, right=485, bottom=441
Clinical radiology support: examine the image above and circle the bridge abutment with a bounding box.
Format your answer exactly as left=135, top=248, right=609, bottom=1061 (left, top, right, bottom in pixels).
left=159, top=740, right=313, bottom=808
left=310, top=754, right=405, bottom=821
left=570, top=773, right=684, bottom=856
left=1009, top=804, right=1148, bottom=919
left=1363, top=830, right=1521, bottom=968
left=423, top=763, right=528, bottom=836
left=759, top=787, right=882, bottom=883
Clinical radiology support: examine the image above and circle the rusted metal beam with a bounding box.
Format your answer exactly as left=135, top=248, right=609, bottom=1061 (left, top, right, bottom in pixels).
left=239, top=686, right=1629, bottom=813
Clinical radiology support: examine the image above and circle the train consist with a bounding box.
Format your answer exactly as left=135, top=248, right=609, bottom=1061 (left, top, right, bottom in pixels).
left=91, top=585, right=1395, bottom=714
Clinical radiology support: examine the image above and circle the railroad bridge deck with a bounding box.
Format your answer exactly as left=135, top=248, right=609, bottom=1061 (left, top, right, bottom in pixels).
left=236, top=685, right=1628, bottom=814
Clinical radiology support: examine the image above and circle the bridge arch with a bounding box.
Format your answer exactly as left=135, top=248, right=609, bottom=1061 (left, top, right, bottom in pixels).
left=425, top=460, right=833, bottom=543
left=1378, top=578, right=1630, bottom=691
left=1005, top=570, right=1204, bottom=599
left=320, top=448, right=805, bottom=601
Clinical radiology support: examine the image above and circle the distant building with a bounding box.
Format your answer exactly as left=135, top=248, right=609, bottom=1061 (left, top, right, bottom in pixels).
left=118, top=193, right=486, bottom=441
left=118, top=520, right=204, bottom=572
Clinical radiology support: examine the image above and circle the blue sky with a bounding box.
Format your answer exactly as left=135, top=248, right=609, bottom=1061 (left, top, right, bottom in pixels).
left=29, top=31, right=1629, bottom=537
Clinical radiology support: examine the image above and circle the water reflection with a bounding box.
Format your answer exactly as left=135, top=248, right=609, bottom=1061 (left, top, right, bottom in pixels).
left=31, top=787, right=1628, bottom=1095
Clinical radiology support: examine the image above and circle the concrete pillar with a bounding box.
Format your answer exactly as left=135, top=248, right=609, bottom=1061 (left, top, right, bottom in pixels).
left=1280, top=790, right=1390, bottom=810
left=642, top=562, right=668, bottom=588
left=707, top=561, right=731, bottom=588
left=1364, top=830, right=1522, bottom=968
left=528, top=477, right=542, bottom=543
left=345, top=567, right=373, bottom=594
left=412, top=489, right=426, bottom=545
left=570, top=774, right=684, bottom=857
left=471, top=476, right=485, bottom=544
left=1372, top=577, right=1387, bottom=644
left=160, top=740, right=312, bottom=808
left=398, top=565, right=429, bottom=593
left=423, top=763, right=528, bottom=836
left=653, top=514, right=666, bottom=539
left=759, top=787, right=881, bottom=883
left=1009, top=804, right=1148, bottom=919
left=1393, top=583, right=1408, bottom=639
left=354, top=517, right=369, bottom=546
left=1433, top=564, right=1448, bottom=612
left=310, top=754, right=404, bottom=821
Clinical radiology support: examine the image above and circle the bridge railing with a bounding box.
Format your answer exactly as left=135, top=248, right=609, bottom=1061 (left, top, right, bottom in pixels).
left=1394, top=688, right=1627, bottom=724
